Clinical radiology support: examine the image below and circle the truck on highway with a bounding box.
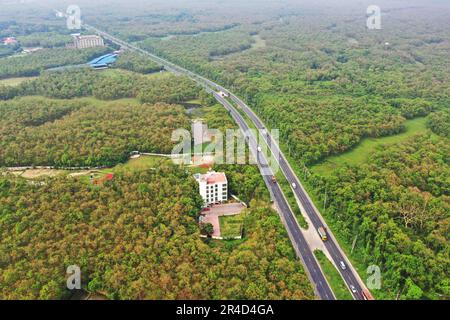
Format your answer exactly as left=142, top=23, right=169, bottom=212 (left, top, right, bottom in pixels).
left=317, top=227, right=328, bottom=241
left=362, top=289, right=374, bottom=300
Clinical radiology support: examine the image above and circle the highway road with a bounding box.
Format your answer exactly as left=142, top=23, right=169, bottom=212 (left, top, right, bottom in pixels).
left=222, top=92, right=368, bottom=300
left=180, top=72, right=370, bottom=299
left=214, top=93, right=335, bottom=300
left=53, top=13, right=369, bottom=299
left=183, top=74, right=369, bottom=299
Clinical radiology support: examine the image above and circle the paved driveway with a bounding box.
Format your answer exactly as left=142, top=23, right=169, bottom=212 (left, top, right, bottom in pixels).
left=201, top=203, right=245, bottom=238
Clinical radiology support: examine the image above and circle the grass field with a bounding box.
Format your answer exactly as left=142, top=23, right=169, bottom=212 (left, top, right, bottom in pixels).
left=314, top=250, right=353, bottom=300
left=71, top=155, right=171, bottom=184
left=219, top=213, right=245, bottom=239
left=311, top=117, right=429, bottom=176
left=119, top=155, right=169, bottom=171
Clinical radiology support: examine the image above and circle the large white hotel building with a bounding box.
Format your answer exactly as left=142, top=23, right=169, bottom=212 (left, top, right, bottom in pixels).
left=194, top=171, right=228, bottom=206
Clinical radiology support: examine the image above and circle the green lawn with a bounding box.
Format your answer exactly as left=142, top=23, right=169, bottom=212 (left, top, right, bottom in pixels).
left=77, top=96, right=141, bottom=106
left=188, top=164, right=210, bottom=175
left=219, top=214, right=245, bottom=239
left=314, top=250, right=353, bottom=300
left=311, top=117, right=430, bottom=176
left=119, top=155, right=169, bottom=171
left=184, top=98, right=202, bottom=105
left=74, top=155, right=170, bottom=184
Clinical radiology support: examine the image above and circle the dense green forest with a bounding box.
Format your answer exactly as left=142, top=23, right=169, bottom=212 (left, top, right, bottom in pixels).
left=16, top=32, right=73, bottom=48
left=0, top=47, right=110, bottom=79
left=139, top=27, right=255, bottom=62
left=428, top=110, right=450, bottom=139
left=0, top=164, right=314, bottom=299
left=133, top=6, right=449, bottom=165
left=311, top=133, right=449, bottom=299
left=114, top=51, right=164, bottom=74
left=0, top=44, right=20, bottom=58
left=215, top=164, right=270, bottom=205
left=0, top=0, right=448, bottom=300
left=110, top=3, right=450, bottom=299
left=0, top=97, right=190, bottom=167
left=0, top=69, right=200, bottom=103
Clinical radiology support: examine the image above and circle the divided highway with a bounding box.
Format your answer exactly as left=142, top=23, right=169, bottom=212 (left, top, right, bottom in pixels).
left=214, top=94, right=335, bottom=300
left=224, top=93, right=369, bottom=300
left=64, top=16, right=369, bottom=300
left=177, top=70, right=370, bottom=300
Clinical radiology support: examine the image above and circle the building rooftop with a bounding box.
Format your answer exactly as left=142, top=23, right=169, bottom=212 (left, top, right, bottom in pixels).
left=2, top=37, right=17, bottom=45
left=73, top=35, right=102, bottom=40
left=194, top=171, right=227, bottom=185
left=88, top=53, right=118, bottom=68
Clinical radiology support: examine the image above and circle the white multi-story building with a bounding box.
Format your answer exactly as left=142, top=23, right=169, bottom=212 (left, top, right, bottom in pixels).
left=194, top=171, right=228, bottom=206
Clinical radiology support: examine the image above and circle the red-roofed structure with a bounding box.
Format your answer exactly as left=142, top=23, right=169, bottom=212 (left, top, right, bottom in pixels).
left=206, top=172, right=227, bottom=185
left=2, top=37, right=17, bottom=45
left=93, top=173, right=114, bottom=185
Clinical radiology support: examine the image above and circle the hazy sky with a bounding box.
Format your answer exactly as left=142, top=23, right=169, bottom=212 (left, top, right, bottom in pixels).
left=2, top=0, right=449, bottom=9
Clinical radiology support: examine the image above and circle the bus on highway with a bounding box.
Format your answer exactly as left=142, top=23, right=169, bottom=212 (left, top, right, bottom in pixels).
left=317, top=227, right=328, bottom=241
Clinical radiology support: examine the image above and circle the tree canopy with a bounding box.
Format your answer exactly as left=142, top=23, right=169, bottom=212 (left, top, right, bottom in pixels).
left=0, top=165, right=314, bottom=300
